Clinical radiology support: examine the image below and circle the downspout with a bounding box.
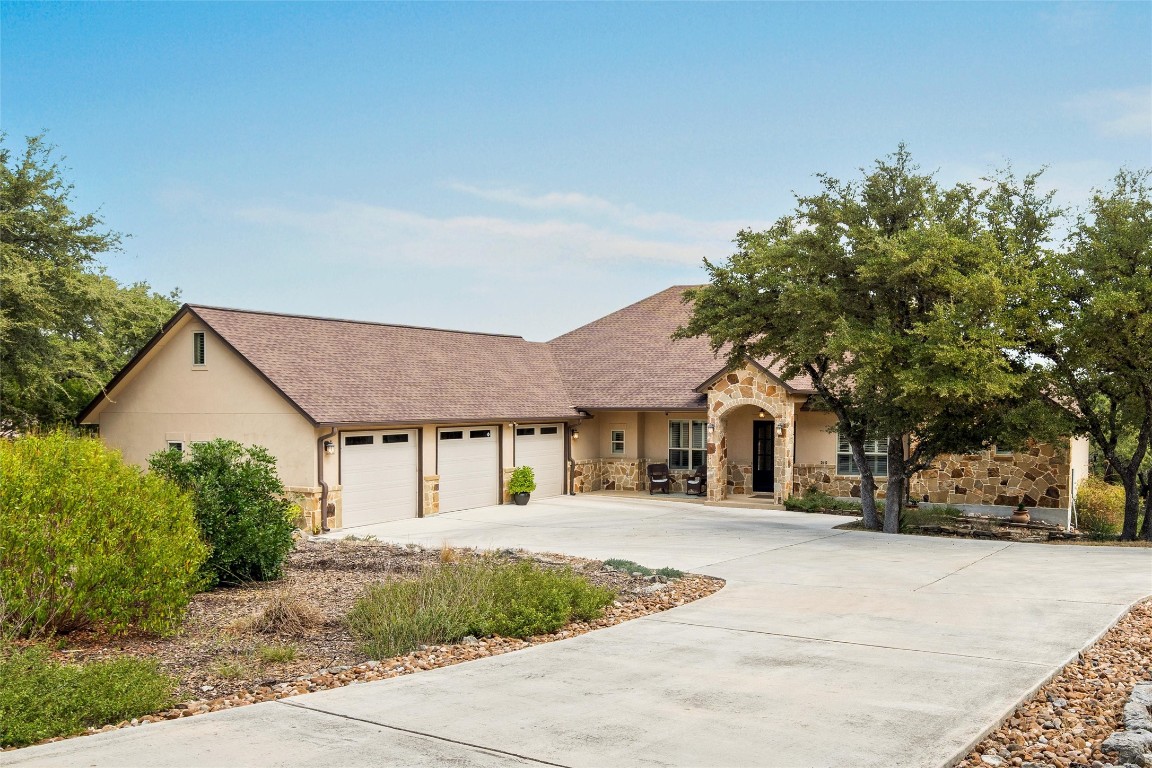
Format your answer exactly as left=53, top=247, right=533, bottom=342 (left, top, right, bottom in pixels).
left=317, top=428, right=336, bottom=533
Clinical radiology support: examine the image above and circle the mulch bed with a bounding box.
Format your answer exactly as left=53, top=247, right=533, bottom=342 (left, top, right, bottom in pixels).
left=18, top=539, right=723, bottom=747
left=954, top=598, right=1152, bottom=768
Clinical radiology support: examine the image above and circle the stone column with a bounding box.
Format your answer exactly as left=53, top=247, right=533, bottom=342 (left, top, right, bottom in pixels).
left=422, top=475, right=440, bottom=516
left=707, top=412, right=727, bottom=503
left=774, top=400, right=796, bottom=501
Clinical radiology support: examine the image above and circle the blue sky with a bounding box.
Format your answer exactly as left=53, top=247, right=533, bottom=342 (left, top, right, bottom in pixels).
left=3, top=2, right=1149, bottom=340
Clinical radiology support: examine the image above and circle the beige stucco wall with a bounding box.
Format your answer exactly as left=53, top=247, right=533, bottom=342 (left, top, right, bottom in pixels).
left=1069, top=435, right=1090, bottom=497
left=88, top=316, right=317, bottom=489
left=795, top=410, right=839, bottom=465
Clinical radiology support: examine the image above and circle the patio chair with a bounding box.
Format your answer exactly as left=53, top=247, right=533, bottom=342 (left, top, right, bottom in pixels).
left=685, top=465, right=707, bottom=497
left=647, top=463, right=671, bottom=494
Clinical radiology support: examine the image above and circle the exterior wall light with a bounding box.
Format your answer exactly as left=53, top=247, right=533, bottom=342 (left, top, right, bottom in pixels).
left=571, top=428, right=579, bottom=440
left=324, top=440, right=335, bottom=455
left=776, top=423, right=787, bottom=438
left=758, top=408, right=767, bottom=418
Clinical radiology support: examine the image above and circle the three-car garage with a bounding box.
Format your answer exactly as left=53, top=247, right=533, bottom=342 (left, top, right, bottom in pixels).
left=338, top=423, right=567, bottom=528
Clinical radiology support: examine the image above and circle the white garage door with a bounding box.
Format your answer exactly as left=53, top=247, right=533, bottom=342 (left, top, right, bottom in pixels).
left=514, top=424, right=564, bottom=499
left=438, top=426, right=500, bottom=513
left=340, top=430, right=419, bottom=527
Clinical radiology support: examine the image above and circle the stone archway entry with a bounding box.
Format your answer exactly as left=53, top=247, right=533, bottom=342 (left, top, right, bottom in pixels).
left=704, top=364, right=796, bottom=503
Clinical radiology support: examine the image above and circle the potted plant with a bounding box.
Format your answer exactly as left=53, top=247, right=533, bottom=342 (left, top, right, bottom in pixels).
left=508, top=466, right=537, bottom=506
left=1011, top=500, right=1031, bottom=524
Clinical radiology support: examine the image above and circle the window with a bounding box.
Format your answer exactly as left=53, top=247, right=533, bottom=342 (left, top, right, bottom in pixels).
left=994, top=445, right=1014, bottom=456
left=345, top=435, right=373, bottom=446
left=469, top=429, right=491, bottom=439
left=516, top=427, right=535, bottom=436
left=192, top=332, right=206, bottom=366
left=610, top=429, right=625, bottom=455
left=539, top=426, right=558, bottom=435
left=440, top=431, right=463, bottom=440
left=836, top=432, right=888, bottom=476
left=668, top=420, right=706, bottom=470
left=380, top=434, right=409, bottom=444
left=167, top=440, right=184, bottom=453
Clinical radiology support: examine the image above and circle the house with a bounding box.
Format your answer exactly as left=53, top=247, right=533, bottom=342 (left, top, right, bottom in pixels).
left=79, top=286, right=1089, bottom=529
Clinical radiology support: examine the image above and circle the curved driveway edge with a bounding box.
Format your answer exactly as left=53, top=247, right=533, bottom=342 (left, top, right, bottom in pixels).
left=11, top=496, right=1152, bottom=768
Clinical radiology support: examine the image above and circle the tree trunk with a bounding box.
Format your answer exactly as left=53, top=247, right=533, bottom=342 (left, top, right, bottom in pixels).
left=1140, top=469, right=1152, bottom=541
left=883, top=437, right=906, bottom=534
left=846, top=437, right=880, bottom=530
left=1120, top=469, right=1140, bottom=541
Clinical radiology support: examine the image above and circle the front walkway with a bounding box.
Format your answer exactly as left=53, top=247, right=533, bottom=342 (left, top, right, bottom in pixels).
left=13, top=496, right=1152, bottom=768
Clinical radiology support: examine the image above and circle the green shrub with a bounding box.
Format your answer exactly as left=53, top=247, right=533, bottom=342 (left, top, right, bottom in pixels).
left=347, top=559, right=615, bottom=659
left=602, top=558, right=684, bottom=579
left=784, top=488, right=863, bottom=514
left=507, top=466, right=537, bottom=495
left=150, top=440, right=297, bottom=587
left=0, top=647, right=175, bottom=747
left=0, top=431, right=207, bottom=638
left=1076, top=476, right=1125, bottom=538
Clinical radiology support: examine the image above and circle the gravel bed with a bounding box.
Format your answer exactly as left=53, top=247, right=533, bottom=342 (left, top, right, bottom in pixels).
left=20, top=539, right=723, bottom=747
left=955, top=598, right=1152, bottom=768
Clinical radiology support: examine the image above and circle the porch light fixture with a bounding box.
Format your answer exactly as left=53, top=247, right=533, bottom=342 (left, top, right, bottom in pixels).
left=776, top=423, right=787, bottom=438
left=571, top=428, right=579, bottom=440
left=323, top=440, right=336, bottom=455
left=758, top=408, right=767, bottom=418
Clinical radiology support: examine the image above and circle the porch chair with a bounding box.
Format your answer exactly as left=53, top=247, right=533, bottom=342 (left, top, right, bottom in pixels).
left=685, top=464, right=707, bottom=497
left=646, top=463, right=671, bottom=494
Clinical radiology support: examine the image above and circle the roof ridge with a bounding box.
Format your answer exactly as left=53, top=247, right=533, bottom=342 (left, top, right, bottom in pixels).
left=546, top=285, right=702, bottom=343
left=187, top=304, right=525, bottom=339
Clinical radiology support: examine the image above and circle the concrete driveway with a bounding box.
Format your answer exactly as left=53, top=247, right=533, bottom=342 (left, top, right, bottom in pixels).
left=13, top=496, right=1152, bottom=768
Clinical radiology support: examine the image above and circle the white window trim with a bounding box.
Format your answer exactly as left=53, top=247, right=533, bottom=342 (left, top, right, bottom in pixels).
left=836, top=432, right=889, bottom=477
left=668, top=419, right=707, bottom=471
left=610, top=429, right=625, bottom=455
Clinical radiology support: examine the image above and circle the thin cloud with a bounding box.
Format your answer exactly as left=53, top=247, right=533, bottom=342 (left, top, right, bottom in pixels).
left=1065, top=87, right=1152, bottom=139
left=236, top=201, right=721, bottom=268
left=447, top=182, right=763, bottom=241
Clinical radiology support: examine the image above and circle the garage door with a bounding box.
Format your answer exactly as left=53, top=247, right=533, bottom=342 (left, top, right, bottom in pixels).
left=514, top=424, right=564, bottom=499
left=438, top=426, right=500, bottom=513
left=340, top=430, right=419, bottom=527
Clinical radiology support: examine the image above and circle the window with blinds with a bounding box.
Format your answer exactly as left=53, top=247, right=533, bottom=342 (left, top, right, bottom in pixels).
left=836, top=432, right=889, bottom=476
left=669, top=420, right=707, bottom=470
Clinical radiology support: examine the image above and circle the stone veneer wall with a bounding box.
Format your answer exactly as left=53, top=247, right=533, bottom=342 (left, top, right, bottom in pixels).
left=793, top=444, right=1071, bottom=508
left=706, top=364, right=795, bottom=502
left=725, top=464, right=754, bottom=496
left=422, top=475, right=440, bottom=516
left=571, top=458, right=701, bottom=495
left=287, top=486, right=342, bottom=531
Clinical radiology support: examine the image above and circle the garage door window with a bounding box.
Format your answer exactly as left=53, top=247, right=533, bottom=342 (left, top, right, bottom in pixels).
left=470, top=429, right=491, bottom=439
left=441, top=431, right=463, bottom=440
left=540, top=426, right=558, bottom=435
left=516, top=427, right=535, bottom=436
left=345, top=435, right=373, bottom=446
left=380, top=434, right=409, bottom=444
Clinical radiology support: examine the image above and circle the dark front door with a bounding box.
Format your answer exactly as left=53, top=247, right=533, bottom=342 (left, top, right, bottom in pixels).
left=752, top=420, right=775, bottom=493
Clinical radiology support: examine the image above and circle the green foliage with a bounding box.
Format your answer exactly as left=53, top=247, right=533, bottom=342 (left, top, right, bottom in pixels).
left=1029, top=170, right=1152, bottom=540
left=677, top=146, right=1059, bottom=533
left=0, top=135, right=179, bottom=430
left=602, top=559, right=684, bottom=579
left=254, top=643, right=297, bottom=664
left=347, top=559, right=615, bottom=659
left=507, top=466, right=537, bottom=494
left=0, top=647, right=175, bottom=747
left=149, top=440, right=297, bottom=588
left=783, top=489, right=863, bottom=514
left=900, top=504, right=965, bottom=533
left=0, top=431, right=207, bottom=638
left=1076, top=476, right=1125, bottom=539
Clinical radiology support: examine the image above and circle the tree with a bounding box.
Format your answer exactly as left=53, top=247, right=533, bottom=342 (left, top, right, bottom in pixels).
left=677, top=147, right=1056, bottom=532
left=1029, top=170, right=1152, bottom=540
left=0, top=135, right=178, bottom=430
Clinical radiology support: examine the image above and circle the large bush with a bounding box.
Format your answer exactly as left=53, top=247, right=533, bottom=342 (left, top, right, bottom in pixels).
left=347, top=559, right=615, bottom=659
left=1076, top=475, right=1125, bottom=538
left=0, top=431, right=206, bottom=638
left=150, top=440, right=297, bottom=587
left=0, top=647, right=175, bottom=747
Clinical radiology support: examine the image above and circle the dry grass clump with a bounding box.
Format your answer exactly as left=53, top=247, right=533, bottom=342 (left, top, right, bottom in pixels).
left=235, top=592, right=326, bottom=635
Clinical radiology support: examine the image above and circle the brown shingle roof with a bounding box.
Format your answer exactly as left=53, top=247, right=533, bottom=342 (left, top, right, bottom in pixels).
left=189, top=306, right=579, bottom=425
left=546, top=286, right=814, bottom=411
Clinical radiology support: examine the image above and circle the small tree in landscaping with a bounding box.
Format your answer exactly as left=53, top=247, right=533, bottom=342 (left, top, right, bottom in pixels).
left=0, top=431, right=206, bottom=638
left=149, top=440, right=297, bottom=587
